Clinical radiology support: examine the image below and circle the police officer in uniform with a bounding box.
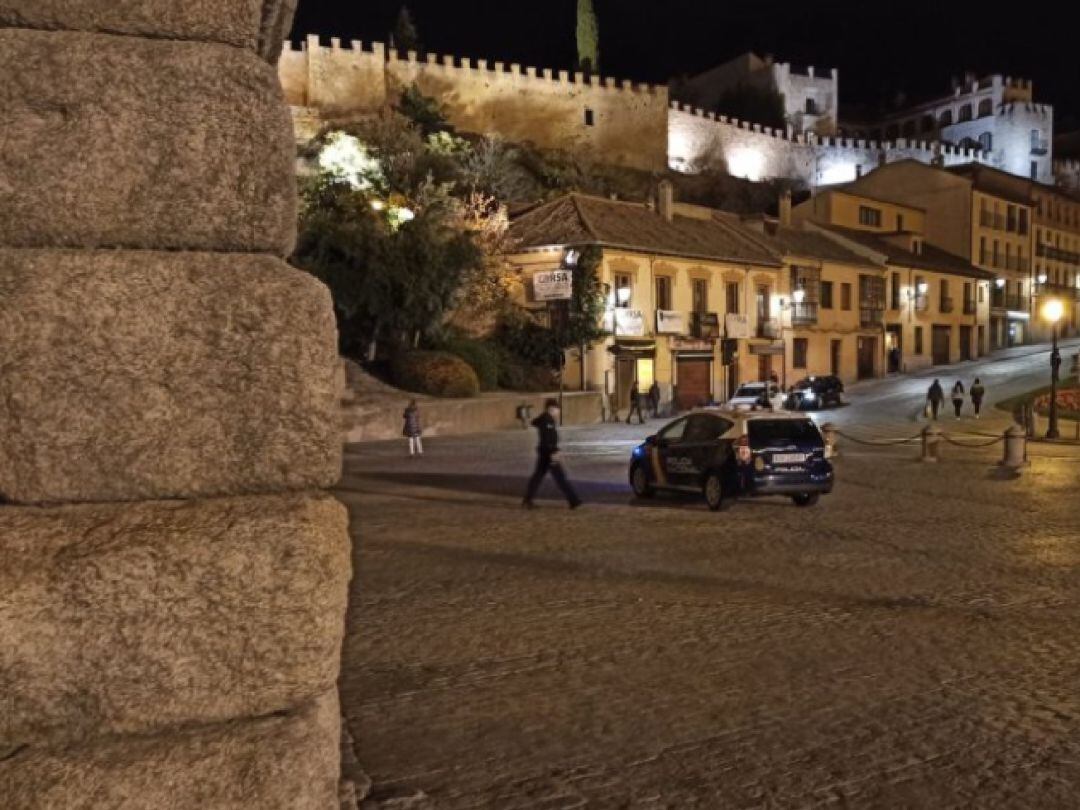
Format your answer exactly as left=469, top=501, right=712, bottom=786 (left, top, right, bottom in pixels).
left=523, top=399, right=582, bottom=509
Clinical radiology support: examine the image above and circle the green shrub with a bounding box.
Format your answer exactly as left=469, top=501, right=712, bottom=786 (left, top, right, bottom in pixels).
left=391, top=350, right=480, bottom=398
left=441, top=338, right=501, bottom=391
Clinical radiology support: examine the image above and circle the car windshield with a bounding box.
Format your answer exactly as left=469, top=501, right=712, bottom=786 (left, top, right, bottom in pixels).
left=748, top=419, right=824, bottom=448
left=734, top=385, right=764, bottom=397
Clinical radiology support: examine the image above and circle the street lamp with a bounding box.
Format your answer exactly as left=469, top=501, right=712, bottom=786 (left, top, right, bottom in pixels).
left=1042, top=298, right=1064, bottom=439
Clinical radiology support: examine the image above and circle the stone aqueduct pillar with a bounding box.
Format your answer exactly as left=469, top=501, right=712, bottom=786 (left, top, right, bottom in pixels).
left=0, top=2, right=350, bottom=807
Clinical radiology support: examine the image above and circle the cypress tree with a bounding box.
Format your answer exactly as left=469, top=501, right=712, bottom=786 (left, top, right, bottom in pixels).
left=576, top=0, right=599, bottom=74
left=392, top=6, right=420, bottom=53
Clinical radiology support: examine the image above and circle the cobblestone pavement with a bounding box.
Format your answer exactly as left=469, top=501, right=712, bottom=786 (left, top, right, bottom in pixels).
left=339, top=357, right=1080, bottom=809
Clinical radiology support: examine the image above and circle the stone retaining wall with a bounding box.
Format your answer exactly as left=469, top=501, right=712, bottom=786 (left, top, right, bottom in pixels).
left=0, top=3, right=349, bottom=807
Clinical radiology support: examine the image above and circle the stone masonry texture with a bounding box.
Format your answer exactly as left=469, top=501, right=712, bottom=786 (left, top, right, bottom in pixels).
left=2, top=690, right=342, bottom=810
left=0, top=0, right=297, bottom=64
left=0, top=493, right=349, bottom=750
left=0, top=249, right=342, bottom=504
left=0, top=29, right=296, bottom=255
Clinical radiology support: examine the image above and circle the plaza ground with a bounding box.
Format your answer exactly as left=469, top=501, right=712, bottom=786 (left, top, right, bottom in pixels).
left=337, top=343, right=1080, bottom=808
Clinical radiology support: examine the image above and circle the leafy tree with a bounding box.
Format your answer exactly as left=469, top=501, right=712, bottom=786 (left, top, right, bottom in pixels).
left=392, top=6, right=420, bottom=53
left=293, top=164, right=483, bottom=360
left=576, top=0, right=599, bottom=74
left=557, top=245, right=606, bottom=351
left=396, top=83, right=452, bottom=137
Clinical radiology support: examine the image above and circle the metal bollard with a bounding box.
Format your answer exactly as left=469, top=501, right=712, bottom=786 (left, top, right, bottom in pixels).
left=921, top=423, right=943, bottom=463
left=1001, top=423, right=1027, bottom=470
left=821, top=422, right=838, bottom=459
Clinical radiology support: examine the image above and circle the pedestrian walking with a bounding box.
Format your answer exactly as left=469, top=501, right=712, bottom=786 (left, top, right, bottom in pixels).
left=523, top=398, right=582, bottom=510
left=970, top=378, right=986, bottom=419
left=950, top=380, right=965, bottom=419
left=926, top=379, right=944, bottom=420
left=626, top=380, right=645, bottom=424
left=403, top=399, right=423, bottom=457
left=648, top=380, right=661, bottom=418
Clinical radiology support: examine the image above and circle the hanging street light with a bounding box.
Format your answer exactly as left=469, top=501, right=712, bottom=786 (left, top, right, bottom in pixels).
left=1042, top=298, right=1064, bottom=439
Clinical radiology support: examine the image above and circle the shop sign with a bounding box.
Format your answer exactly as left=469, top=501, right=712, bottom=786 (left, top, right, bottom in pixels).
left=532, top=269, right=573, bottom=301
left=656, top=310, right=687, bottom=335
left=725, top=313, right=751, bottom=339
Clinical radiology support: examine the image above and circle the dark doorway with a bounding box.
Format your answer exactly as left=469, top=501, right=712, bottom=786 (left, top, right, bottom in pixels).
left=830, top=339, right=842, bottom=376
left=932, top=325, right=951, bottom=365
left=856, top=337, right=876, bottom=380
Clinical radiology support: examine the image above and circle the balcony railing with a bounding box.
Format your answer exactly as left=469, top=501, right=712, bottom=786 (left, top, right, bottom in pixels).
left=756, top=318, right=781, bottom=339
left=1037, top=243, right=1080, bottom=265
left=939, top=297, right=954, bottom=313
left=690, top=311, right=721, bottom=339
left=1031, top=139, right=1049, bottom=156
left=790, top=302, right=819, bottom=325
left=859, top=307, right=885, bottom=328
left=1033, top=282, right=1080, bottom=300
left=913, top=294, right=929, bottom=312
left=992, top=293, right=1028, bottom=311
left=963, top=298, right=977, bottom=315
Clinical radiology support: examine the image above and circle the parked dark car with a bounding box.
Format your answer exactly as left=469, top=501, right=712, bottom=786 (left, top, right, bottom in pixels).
left=787, top=375, right=845, bottom=410
left=629, top=409, right=834, bottom=510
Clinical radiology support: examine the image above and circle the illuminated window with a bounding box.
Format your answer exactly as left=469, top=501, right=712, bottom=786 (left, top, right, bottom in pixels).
left=614, top=273, right=631, bottom=307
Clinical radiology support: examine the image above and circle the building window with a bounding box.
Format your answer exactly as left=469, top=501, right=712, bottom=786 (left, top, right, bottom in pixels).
left=978, top=99, right=993, bottom=117
left=1007, top=205, right=1017, bottom=232
left=805, top=97, right=817, bottom=115
left=655, top=276, right=672, bottom=310
left=939, top=109, right=953, bottom=127
left=979, top=132, right=993, bottom=151
left=793, top=338, right=808, bottom=369
left=890, top=273, right=901, bottom=310
left=958, top=104, right=972, bottom=122
left=584, top=108, right=595, bottom=127
left=979, top=237, right=987, bottom=265
left=897, top=214, right=905, bottom=232
left=858, top=206, right=882, bottom=228
left=993, top=240, right=1000, bottom=267
left=692, top=279, right=707, bottom=313
left=1031, top=161, right=1038, bottom=180
left=978, top=284, right=985, bottom=303
left=821, top=280, right=834, bottom=309
left=914, top=326, right=924, bottom=355
left=614, top=273, right=632, bottom=307
left=940, top=279, right=950, bottom=312
left=841, top=283, right=852, bottom=311
left=725, top=282, right=740, bottom=314
left=1019, top=209, right=1029, bottom=235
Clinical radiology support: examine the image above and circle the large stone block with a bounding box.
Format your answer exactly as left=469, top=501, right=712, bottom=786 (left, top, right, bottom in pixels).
left=2, top=690, right=341, bottom=809
left=0, top=1, right=297, bottom=64
left=0, top=249, right=342, bottom=504
left=0, top=29, right=296, bottom=255
left=0, top=493, right=350, bottom=750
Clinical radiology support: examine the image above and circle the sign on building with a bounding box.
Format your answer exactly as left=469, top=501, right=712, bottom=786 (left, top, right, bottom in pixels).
left=532, top=269, right=573, bottom=301
left=725, top=313, right=750, bottom=339
left=656, top=310, right=687, bottom=335
left=613, top=308, right=646, bottom=337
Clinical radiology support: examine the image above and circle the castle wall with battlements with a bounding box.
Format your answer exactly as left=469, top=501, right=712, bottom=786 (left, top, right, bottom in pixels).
left=280, top=38, right=1067, bottom=191
left=667, top=106, right=991, bottom=187
left=280, top=36, right=669, bottom=172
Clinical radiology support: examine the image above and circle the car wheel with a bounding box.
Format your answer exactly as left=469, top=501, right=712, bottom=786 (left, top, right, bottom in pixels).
left=630, top=463, right=654, bottom=498
left=703, top=472, right=728, bottom=512
left=792, top=493, right=820, bottom=507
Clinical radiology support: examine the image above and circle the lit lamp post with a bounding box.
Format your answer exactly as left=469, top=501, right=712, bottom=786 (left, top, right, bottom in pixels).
left=1043, top=298, right=1064, bottom=439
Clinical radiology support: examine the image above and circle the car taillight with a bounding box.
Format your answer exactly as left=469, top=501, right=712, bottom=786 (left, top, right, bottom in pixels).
left=736, top=435, right=752, bottom=464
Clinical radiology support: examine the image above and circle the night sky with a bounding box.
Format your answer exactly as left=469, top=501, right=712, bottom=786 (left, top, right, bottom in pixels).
left=291, top=1, right=1080, bottom=128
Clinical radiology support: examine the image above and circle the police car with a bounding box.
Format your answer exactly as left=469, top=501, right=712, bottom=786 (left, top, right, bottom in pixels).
left=628, top=408, right=834, bottom=510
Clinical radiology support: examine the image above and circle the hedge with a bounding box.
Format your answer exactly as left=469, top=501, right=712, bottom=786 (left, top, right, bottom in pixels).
left=391, top=350, right=480, bottom=398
